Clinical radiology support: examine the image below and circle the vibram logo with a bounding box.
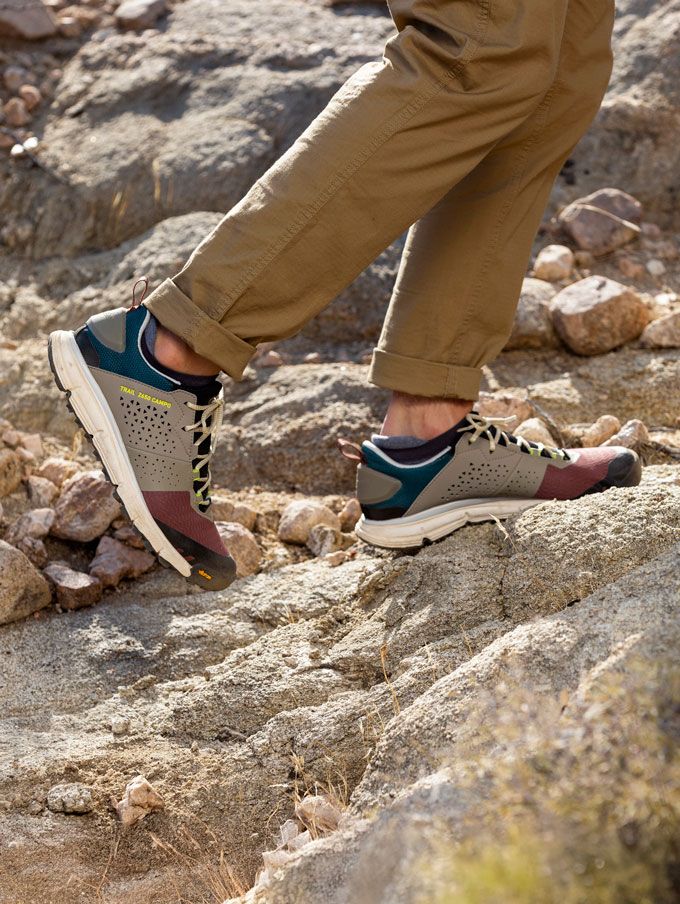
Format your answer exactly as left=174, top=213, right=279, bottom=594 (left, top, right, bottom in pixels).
left=198, top=569, right=212, bottom=580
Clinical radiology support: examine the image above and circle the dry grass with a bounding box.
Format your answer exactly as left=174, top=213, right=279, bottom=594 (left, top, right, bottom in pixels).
left=421, top=656, right=680, bottom=904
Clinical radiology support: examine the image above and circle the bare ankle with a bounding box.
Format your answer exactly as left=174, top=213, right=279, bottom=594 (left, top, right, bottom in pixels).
left=381, top=391, right=474, bottom=440
left=154, top=325, right=220, bottom=377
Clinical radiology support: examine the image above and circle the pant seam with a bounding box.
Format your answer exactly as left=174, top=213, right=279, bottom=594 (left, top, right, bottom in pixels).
left=217, top=12, right=492, bottom=318
left=448, top=78, right=561, bottom=371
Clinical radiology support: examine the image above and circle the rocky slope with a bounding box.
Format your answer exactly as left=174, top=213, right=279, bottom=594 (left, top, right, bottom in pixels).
left=0, top=2, right=679, bottom=903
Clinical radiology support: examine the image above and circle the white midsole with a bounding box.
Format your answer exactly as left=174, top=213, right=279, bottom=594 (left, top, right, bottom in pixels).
left=355, top=496, right=544, bottom=549
left=49, top=330, right=191, bottom=577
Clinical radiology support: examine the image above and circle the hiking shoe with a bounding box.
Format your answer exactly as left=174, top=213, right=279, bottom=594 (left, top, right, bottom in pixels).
left=48, top=303, right=237, bottom=589
left=350, top=411, right=642, bottom=549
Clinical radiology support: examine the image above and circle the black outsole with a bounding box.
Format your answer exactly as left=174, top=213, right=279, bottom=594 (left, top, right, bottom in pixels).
left=47, top=335, right=237, bottom=592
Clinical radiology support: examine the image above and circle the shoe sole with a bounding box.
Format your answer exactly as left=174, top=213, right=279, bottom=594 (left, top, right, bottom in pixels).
left=48, top=330, right=225, bottom=585
left=355, top=497, right=544, bottom=549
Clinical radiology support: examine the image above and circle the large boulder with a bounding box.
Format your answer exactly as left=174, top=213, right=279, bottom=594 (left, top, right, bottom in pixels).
left=559, top=0, right=680, bottom=228
left=0, top=540, right=52, bottom=625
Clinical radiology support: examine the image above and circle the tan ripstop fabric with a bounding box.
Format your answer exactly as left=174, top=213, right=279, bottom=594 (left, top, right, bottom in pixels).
left=145, top=0, right=615, bottom=400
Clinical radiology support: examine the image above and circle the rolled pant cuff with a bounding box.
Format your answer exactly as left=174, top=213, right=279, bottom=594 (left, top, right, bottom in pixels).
left=368, top=348, right=482, bottom=400
left=144, top=279, right=256, bottom=380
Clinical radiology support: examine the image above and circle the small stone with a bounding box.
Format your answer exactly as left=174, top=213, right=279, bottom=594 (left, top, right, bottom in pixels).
left=110, top=716, right=130, bottom=735
left=603, top=419, right=649, bottom=450
left=115, top=0, right=166, bottom=30
left=639, top=312, right=680, bottom=349
left=0, top=541, right=48, bottom=625
left=26, top=476, right=58, bottom=508
left=339, top=497, right=361, bottom=532
left=46, top=783, right=93, bottom=815
left=580, top=415, right=621, bottom=447
left=3, top=98, right=30, bottom=127
left=36, top=457, right=79, bottom=487
left=325, top=550, right=348, bottom=567
left=558, top=188, right=642, bottom=255
left=307, top=524, right=343, bottom=557
left=15, top=448, right=35, bottom=466
left=304, top=352, right=322, bottom=364
left=0, top=3, right=57, bottom=39
left=294, top=794, right=341, bottom=834
left=58, top=15, right=81, bottom=36
left=257, top=350, right=284, bottom=368
left=617, top=256, right=646, bottom=280
left=646, top=259, right=666, bottom=277
left=51, top=470, right=121, bottom=541
left=113, top=524, right=146, bottom=549
left=514, top=418, right=557, bottom=448
left=18, top=85, right=41, bottom=112
left=573, top=250, right=595, bottom=268
left=44, top=562, right=103, bottom=610
left=6, top=508, right=54, bottom=544
left=18, top=432, right=43, bottom=457
left=115, top=775, right=164, bottom=827
left=505, top=278, right=559, bottom=350
left=89, top=536, right=155, bottom=587
left=550, top=276, right=650, bottom=356
left=216, top=522, right=262, bottom=577
left=477, top=390, right=535, bottom=426
left=278, top=500, right=340, bottom=545
left=211, top=497, right=258, bottom=531
left=533, top=244, right=574, bottom=281
left=2, top=429, right=21, bottom=447
left=0, top=449, right=22, bottom=497
left=3, top=66, right=30, bottom=92
left=27, top=800, right=43, bottom=816
left=641, top=223, right=662, bottom=240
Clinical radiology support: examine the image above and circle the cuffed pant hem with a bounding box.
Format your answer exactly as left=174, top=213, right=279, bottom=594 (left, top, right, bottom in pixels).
left=368, top=348, right=482, bottom=400
left=143, top=279, right=256, bottom=380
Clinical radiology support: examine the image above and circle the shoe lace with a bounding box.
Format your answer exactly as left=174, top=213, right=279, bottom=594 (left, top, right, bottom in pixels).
left=459, top=412, right=569, bottom=461
left=184, top=393, right=224, bottom=507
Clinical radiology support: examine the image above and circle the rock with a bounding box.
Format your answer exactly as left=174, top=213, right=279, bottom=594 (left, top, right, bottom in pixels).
left=18, top=85, right=41, bottom=112
left=115, top=0, right=166, bottom=29
left=339, top=498, right=361, bottom=532
left=57, top=15, right=81, bottom=37
left=307, top=524, right=347, bottom=557
left=110, top=716, right=130, bottom=736
left=603, top=419, right=649, bottom=450
left=501, top=486, right=679, bottom=619
left=256, top=349, right=284, bottom=368
left=3, top=98, right=30, bottom=128
left=35, top=458, right=79, bottom=487
left=566, top=3, right=680, bottom=229
left=514, top=418, right=557, bottom=448
left=278, top=500, right=340, bottom=545
left=0, top=540, right=51, bottom=624
left=504, top=278, right=559, bottom=350
left=557, top=189, right=642, bottom=255
left=533, top=245, right=574, bottom=281
left=477, top=389, right=535, bottom=426
left=51, top=470, right=121, bottom=542
left=0, top=1, right=57, bottom=39
left=5, top=508, right=55, bottom=566
left=639, top=311, right=680, bottom=349
left=3, top=66, right=30, bottom=93
left=89, top=536, right=155, bottom=587
left=44, top=563, right=103, bottom=611
left=211, top=497, right=258, bottom=531
left=0, top=449, right=22, bottom=497
left=294, top=794, right=342, bottom=834
left=213, top=365, right=388, bottom=494
left=550, top=276, right=650, bottom=355
left=617, top=255, right=646, bottom=280
left=1, top=429, right=21, bottom=448
left=115, top=775, right=164, bottom=827
left=579, top=415, right=621, bottom=447
left=46, top=783, right=93, bottom=815
left=215, top=522, right=262, bottom=577
left=646, top=258, right=666, bottom=277
left=18, top=433, right=44, bottom=458
left=112, top=525, right=146, bottom=549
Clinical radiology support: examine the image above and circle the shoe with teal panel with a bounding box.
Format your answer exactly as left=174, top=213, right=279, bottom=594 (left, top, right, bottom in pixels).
left=351, top=411, right=642, bottom=549
left=48, top=302, right=236, bottom=589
